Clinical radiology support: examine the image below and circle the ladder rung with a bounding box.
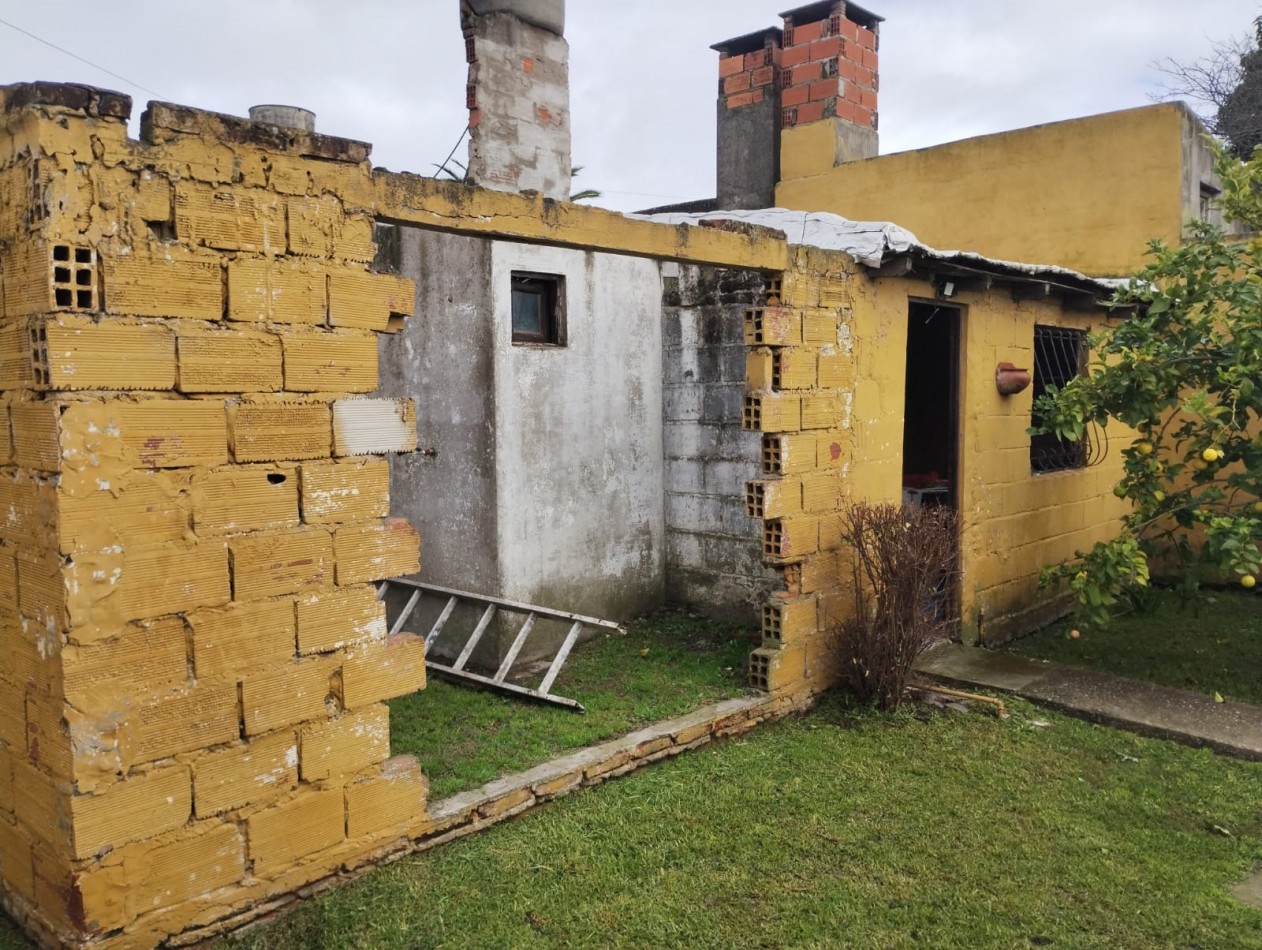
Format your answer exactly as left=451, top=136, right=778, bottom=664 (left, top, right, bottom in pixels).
left=538, top=621, right=582, bottom=695
left=494, top=612, right=536, bottom=683
left=389, top=589, right=422, bottom=636
left=425, top=596, right=459, bottom=649
left=452, top=604, right=497, bottom=672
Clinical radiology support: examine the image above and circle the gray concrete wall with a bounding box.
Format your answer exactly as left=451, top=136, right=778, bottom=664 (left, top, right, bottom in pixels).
left=1177, top=103, right=1244, bottom=234
left=378, top=227, right=500, bottom=633
left=717, top=94, right=780, bottom=211
left=662, top=264, right=776, bottom=623
left=492, top=242, right=666, bottom=627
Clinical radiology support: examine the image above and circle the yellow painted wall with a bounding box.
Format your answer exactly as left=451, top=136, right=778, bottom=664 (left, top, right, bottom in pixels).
left=859, top=276, right=1131, bottom=643
left=744, top=250, right=1131, bottom=696
left=776, top=104, right=1195, bottom=278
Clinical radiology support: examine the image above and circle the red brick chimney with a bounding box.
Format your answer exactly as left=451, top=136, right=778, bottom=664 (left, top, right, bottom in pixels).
left=709, top=2, right=881, bottom=210
left=780, top=0, right=881, bottom=163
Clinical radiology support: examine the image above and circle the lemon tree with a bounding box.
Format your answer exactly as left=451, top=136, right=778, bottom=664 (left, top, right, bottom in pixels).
left=1032, top=143, right=1262, bottom=625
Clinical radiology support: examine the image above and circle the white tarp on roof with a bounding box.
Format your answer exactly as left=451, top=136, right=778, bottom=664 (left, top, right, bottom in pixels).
left=635, top=208, right=1127, bottom=292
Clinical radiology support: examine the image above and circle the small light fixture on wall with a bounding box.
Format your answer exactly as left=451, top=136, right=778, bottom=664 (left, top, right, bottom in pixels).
left=995, top=362, right=1031, bottom=396
left=937, top=279, right=956, bottom=299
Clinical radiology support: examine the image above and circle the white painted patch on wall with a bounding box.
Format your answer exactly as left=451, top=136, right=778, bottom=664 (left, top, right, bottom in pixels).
left=838, top=322, right=854, bottom=354
left=333, top=398, right=417, bottom=455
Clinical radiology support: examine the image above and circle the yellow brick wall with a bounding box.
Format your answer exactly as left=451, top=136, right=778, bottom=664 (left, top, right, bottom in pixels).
left=0, top=84, right=430, bottom=948
left=743, top=247, right=1130, bottom=697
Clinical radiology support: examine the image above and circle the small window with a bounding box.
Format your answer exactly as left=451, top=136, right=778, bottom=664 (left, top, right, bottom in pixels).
left=511, top=272, right=565, bottom=345
left=1199, top=182, right=1222, bottom=226
left=1030, top=325, right=1087, bottom=473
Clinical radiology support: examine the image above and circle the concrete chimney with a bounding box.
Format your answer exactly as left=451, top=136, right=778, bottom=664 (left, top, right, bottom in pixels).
left=712, top=27, right=784, bottom=210
left=461, top=0, right=572, bottom=200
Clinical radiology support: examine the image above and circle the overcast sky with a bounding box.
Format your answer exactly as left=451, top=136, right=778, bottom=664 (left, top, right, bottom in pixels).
left=2, top=1, right=1259, bottom=211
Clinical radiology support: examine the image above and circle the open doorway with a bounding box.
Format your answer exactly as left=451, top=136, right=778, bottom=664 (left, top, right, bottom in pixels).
left=901, top=301, right=961, bottom=626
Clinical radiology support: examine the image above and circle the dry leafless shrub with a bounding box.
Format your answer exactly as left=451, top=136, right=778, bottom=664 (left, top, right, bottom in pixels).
left=833, top=502, right=959, bottom=711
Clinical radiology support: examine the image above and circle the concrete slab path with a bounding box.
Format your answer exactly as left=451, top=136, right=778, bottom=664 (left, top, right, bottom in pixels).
left=916, top=643, right=1262, bottom=761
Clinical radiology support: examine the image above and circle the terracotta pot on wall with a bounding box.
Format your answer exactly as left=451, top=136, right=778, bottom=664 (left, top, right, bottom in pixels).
left=995, top=362, right=1032, bottom=396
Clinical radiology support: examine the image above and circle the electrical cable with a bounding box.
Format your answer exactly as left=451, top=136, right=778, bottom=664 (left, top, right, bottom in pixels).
left=0, top=15, right=167, bottom=99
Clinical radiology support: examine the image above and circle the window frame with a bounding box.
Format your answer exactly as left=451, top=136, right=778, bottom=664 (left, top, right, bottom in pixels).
left=1030, top=324, right=1088, bottom=474
left=510, top=271, right=566, bottom=346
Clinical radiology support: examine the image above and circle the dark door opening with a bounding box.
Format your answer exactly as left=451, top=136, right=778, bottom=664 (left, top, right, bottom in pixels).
left=902, top=302, right=960, bottom=503
left=902, top=301, right=961, bottom=626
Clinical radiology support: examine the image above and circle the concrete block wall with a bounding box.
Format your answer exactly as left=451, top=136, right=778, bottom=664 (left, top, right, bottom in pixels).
left=663, top=264, right=779, bottom=623
left=0, top=84, right=429, bottom=949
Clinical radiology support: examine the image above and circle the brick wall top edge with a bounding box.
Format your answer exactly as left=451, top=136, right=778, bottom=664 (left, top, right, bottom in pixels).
left=711, top=26, right=784, bottom=56
left=0, top=81, right=132, bottom=120
left=781, top=0, right=883, bottom=31
left=698, top=218, right=789, bottom=243
left=141, top=101, right=372, bottom=164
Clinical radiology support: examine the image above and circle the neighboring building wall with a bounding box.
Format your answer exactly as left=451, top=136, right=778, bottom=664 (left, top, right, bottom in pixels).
left=776, top=103, right=1203, bottom=277
left=0, top=85, right=428, bottom=950
left=491, top=242, right=665, bottom=623
left=663, top=264, right=779, bottom=622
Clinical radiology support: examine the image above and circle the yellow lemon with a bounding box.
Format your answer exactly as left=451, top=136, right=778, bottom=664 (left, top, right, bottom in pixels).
left=1252, top=501, right=1262, bottom=515
left=1193, top=459, right=1209, bottom=472
left=1153, top=490, right=1166, bottom=502
left=1202, top=448, right=1220, bottom=463
left=1243, top=575, right=1257, bottom=589
left=1136, top=441, right=1154, bottom=456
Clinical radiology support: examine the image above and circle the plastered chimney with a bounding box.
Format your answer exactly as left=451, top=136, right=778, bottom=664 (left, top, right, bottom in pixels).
left=461, top=0, right=572, bottom=200
left=712, top=27, right=784, bottom=209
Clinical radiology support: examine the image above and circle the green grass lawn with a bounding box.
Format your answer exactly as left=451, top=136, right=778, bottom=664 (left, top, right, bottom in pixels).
left=1010, top=589, right=1262, bottom=705
left=224, top=693, right=1262, bottom=950
left=390, top=610, right=756, bottom=799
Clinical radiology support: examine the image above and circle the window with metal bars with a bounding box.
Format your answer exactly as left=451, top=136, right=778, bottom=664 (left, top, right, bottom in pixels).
left=1030, top=325, right=1087, bottom=473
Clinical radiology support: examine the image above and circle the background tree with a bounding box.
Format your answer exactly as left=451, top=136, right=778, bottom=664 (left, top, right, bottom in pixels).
left=1033, top=143, right=1262, bottom=626
left=1152, top=18, right=1262, bottom=158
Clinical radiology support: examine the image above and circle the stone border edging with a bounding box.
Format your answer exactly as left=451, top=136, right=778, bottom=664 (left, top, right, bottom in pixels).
left=173, top=690, right=812, bottom=946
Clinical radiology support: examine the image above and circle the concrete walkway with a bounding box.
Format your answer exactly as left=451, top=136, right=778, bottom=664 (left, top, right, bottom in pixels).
left=915, top=643, right=1262, bottom=761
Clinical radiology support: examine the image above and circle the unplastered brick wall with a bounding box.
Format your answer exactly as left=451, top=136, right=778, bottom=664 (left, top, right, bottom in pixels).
left=718, top=37, right=782, bottom=112
left=0, top=83, right=430, bottom=949
left=740, top=247, right=859, bottom=698
left=662, top=264, right=779, bottom=621
left=780, top=2, right=878, bottom=131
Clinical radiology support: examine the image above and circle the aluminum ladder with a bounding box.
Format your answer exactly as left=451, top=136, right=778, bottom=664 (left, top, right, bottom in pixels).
left=376, top=578, right=625, bottom=712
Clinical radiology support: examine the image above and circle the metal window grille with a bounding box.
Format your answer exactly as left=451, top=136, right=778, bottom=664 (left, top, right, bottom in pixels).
left=1030, top=325, right=1087, bottom=472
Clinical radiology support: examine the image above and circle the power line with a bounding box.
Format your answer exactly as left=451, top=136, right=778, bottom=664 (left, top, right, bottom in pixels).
left=0, top=15, right=167, bottom=100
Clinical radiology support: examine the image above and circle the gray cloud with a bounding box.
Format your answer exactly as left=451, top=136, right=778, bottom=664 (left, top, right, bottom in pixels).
left=2, top=0, right=1259, bottom=210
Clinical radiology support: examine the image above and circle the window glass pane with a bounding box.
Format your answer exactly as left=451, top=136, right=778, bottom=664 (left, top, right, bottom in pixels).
left=512, top=288, right=543, bottom=337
